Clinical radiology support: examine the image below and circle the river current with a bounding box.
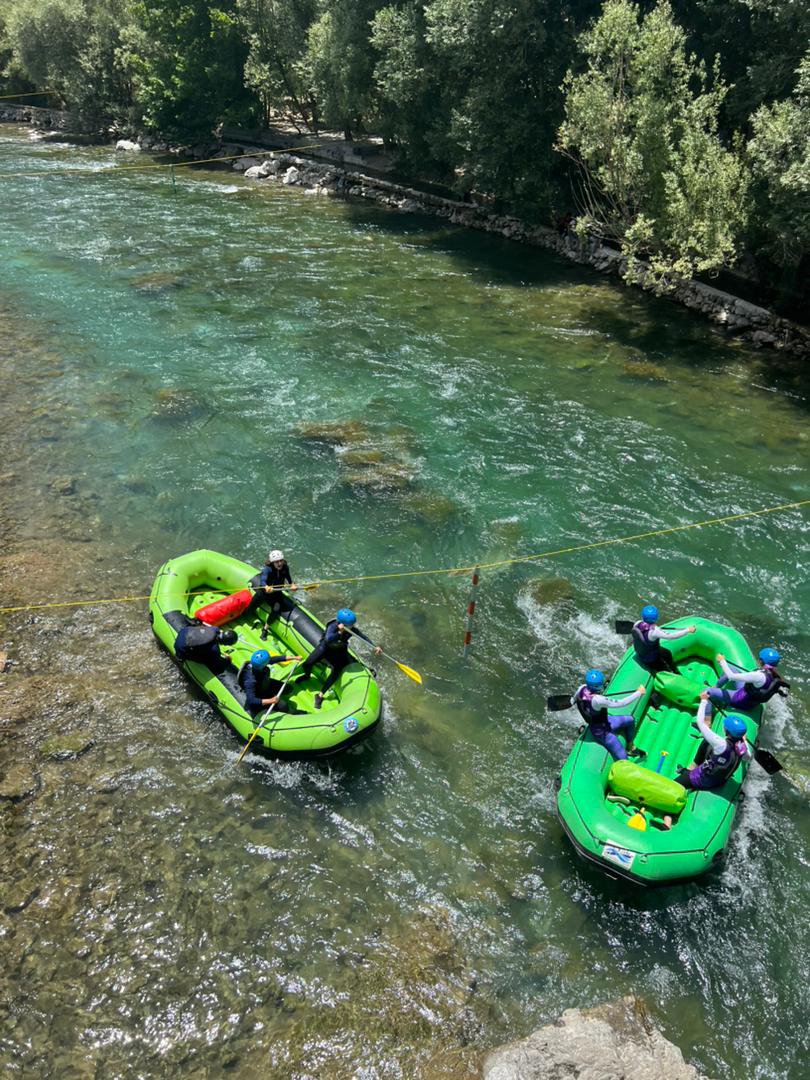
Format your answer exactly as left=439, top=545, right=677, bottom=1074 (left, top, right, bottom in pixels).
left=1, top=127, right=808, bottom=1078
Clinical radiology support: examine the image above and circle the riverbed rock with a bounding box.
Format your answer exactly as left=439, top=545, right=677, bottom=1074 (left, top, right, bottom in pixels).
left=48, top=476, right=77, bottom=496
left=342, top=461, right=415, bottom=492
left=243, top=165, right=266, bottom=180
left=151, top=386, right=205, bottom=421
left=294, top=418, right=370, bottom=447
left=524, top=577, right=574, bottom=606
left=282, top=166, right=300, bottom=185
left=115, top=139, right=140, bottom=152
left=0, top=764, right=40, bottom=802
left=232, top=156, right=261, bottom=172
left=39, top=731, right=95, bottom=761
left=131, top=270, right=185, bottom=294
left=482, top=996, right=708, bottom=1080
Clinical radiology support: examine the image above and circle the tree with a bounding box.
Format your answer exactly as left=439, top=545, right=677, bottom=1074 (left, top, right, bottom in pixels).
left=122, top=1, right=257, bottom=136
left=747, top=52, right=810, bottom=294
left=3, top=0, right=133, bottom=125
left=237, top=0, right=317, bottom=130
left=558, top=0, right=750, bottom=287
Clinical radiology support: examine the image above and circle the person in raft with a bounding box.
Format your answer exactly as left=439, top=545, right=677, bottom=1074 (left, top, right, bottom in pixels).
left=246, top=549, right=299, bottom=620
left=298, top=608, right=381, bottom=710
left=705, top=647, right=789, bottom=710
left=631, top=604, right=696, bottom=674
left=662, top=694, right=750, bottom=828
left=573, top=669, right=647, bottom=760
left=175, top=624, right=237, bottom=674
left=242, top=648, right=303, bottom=717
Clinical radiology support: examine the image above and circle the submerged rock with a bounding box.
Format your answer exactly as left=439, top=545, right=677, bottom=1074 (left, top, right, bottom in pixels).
left=48, top=476, right=77, bottom=496
left=524, top=576, right=574, bottom=606
left=294, top=418, right=370, bottom=447
left=343, top=462, right=415, bottom=492
left=620, top=357, right=670, bottom=383
left=151, top=386, right=205, bottom=421
left=131, top=270, right=186, bottom=294
left=0, top=764, right=40, bottom=802
left=482, top=996, right=708, bottom=1079
left=39, top=731, right=94, bottom=761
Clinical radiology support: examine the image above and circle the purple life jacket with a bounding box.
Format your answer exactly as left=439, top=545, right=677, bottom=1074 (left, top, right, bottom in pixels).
left=632, top=621, right=661, bottom=665
left=738, top=665, right=785, bottom=707
left=575, top=687, right=608, bottom=732
left=692, top=738, right=747, bottom=787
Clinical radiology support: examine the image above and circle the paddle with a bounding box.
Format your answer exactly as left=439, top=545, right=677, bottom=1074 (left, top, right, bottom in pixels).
left=547, top=694, right=574, bottom=711
left=345, top=627, right=423, bottom=685
left=615, top=620, right=634, bottom=634
left=753, top=747, right=783, bottom=775
left=235, top=659, right=302, bottom=765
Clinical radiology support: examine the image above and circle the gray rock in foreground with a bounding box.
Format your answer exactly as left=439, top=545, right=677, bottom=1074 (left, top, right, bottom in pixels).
left=482, top=997, right=709, bottom=1080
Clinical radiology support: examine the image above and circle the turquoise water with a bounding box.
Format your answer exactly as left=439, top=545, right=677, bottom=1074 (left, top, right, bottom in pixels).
left=0, top=126, right=808, bottom=1077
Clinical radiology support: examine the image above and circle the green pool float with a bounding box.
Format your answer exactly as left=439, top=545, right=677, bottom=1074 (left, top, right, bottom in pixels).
left=556, top=617, right=764, bottom=885
left=149, top=549, right=382, bottom=758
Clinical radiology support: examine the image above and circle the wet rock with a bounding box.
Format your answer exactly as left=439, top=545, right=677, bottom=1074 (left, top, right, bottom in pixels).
left=151, top=387, right=205, bottom=421
left=115, top=139, right=140, bottom=152
left=39, top=731, right=94, bottom=761
left=482, top=996, right=707, bottom=1079
left=407, top=490, right=458, bottom=525
left=0, top=471, right=16, bottom=486
left=282, top=166, right=300, bottom=185
left=0, top=764, right=40, bottom=802
left=48, top=476, right=77, bottom=496
left=620, top=357, right=669, bottom=382
left=131, top=270, right=185, bottom=294
left=0, top=651, right=8, bottom=673
left=343, top=462, right=415, bottom=492
left=524, top=577, right=574, bottom=606
left=2, top=883, right=40, bottom=915
left=232, top=156, right=262, bottom=172
left=340, top=449, right=386, bottom=468
left=294, top=418, right=370, bottom=447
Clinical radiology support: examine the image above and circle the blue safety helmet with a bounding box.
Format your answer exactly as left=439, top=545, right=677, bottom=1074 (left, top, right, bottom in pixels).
left=641, top=604, right=659, bottom=623
left=723, top=714, right=748, bottom=740
left=759, top=647, right=780, bottom=667
left=250, top=649, right=271, bottom=669
left=337, top=608, right=356, bottom=626
left=585, top=669, right=605, bottom=691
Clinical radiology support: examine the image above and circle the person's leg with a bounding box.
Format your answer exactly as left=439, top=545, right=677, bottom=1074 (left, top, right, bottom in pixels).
left=592, top=729, right=628, bottom=761
left=705, top=686, right=732, bottom=706
left=609, top=714, right=645, bottom=757
left=300, top=641, right=327, bottom=679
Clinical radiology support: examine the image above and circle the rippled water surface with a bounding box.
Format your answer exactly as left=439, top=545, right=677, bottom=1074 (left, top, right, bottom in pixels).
left=1, top=126, right=809, bottom=1078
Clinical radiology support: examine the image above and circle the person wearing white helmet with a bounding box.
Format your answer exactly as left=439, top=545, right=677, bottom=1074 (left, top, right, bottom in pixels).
left=247, top=548, right=298, bottom=620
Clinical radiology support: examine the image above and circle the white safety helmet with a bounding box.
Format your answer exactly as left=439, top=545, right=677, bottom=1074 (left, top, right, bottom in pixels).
left=267, top=549, right=284, bottom=563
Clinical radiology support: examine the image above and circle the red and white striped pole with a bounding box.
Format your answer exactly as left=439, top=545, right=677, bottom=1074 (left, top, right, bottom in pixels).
left=462, top=566, right=480, bottom=658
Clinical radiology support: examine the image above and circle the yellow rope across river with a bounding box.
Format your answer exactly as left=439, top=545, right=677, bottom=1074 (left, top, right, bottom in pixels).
left=0, top=498, right=807, bottom=616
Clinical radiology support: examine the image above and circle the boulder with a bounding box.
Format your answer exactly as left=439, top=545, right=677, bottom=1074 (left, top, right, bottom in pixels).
left=282, top=166, right=300, bottom=185
left=0, top=764, right=40, bottom=802
left=482, top=997, right=708, bottom=1080
left=115, top=139, right=140, bottom=152
left=294, top=419, right=370, bottom=447
left=243, top=165, right=266, bottom=180
left=232, top=156, right=261, bottom=172
left=524, top=577, right=574, bottom=606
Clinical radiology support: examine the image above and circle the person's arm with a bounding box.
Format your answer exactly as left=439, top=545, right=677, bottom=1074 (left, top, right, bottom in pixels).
left=593, top=686, right=645, bottom=710
left=649, top=625, right=696, bottom=641
left=345, top=625, right=382, bottom=654
left=695, top=698, right=726, bottom=754
left=718, top=655, right=766, bottom=686
left=242, top=670, right=265, bottom=713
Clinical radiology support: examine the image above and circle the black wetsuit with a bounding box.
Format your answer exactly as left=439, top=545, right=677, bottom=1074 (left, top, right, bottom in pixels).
left=247, top=561, right=295, bottom=615
left=300, top=620, right=373, bottom=695
left=175, top=624, right=229, bottom=673
left=242, top=659, right=294, bottom=716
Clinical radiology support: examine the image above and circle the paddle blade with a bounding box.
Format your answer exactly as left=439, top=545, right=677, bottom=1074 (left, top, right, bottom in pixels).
left=754, top=747, right=782, bottom=775
left=395, top=661, right=422, bottom=684
left=547, top=694, right=573, bottom=711
left=615, top=620, right=634, bottom=634
left=627, top=812, right=647, bottom=831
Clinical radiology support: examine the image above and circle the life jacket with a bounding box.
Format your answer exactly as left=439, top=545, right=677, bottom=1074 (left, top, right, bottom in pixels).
left=574, top=687, right=608, bottom=731
left=263, top=561, right=291, bottom=588
left=632, top=621, right=661, bottom=664
left=695, top=738, right=747, bottom=785
left=740, top=665, right=788, bottom=706
left=176, top=623, right=218, bottom=658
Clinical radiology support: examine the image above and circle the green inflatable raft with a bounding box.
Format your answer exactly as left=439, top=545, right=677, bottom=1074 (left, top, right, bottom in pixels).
left=149, top=549, right=382, bottom=757
left=556, top=617, right=764, bottom=885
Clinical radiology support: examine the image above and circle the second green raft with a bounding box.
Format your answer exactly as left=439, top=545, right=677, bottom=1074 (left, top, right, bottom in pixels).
left=556, top=617, right=765, bottom=885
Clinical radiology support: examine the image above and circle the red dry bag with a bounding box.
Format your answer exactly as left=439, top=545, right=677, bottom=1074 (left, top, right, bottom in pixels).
left=195, top=588, right=253, bottom=626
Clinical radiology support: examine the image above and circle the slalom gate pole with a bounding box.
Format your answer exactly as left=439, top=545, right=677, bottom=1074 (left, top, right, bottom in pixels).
left=462, top=567, right=480, bottom=658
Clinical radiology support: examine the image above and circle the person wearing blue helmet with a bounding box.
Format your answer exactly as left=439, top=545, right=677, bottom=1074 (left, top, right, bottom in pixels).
left=297, top=608, right=381, bottom=710
left=242, top=648, right=302, bottom=716
left=631, top=604, right=696, bottom=674
left=572, top=669, right=647, bottom=760
left=705, top=646, right=790, bottom=710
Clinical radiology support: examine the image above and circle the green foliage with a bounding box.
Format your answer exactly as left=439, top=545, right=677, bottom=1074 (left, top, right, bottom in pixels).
left=122, top=1, right=257, bottom=136
left=3, top=0, right=133, bottom=125
left=558, top=0, right=750, bottom=287
left=237, top=0, right=317, bottom=129
left=747, top=52, right=810, bottom=269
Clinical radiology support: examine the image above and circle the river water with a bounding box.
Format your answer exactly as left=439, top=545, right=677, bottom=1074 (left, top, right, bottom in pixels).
left=0, top=126, right=808, bottom=1078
